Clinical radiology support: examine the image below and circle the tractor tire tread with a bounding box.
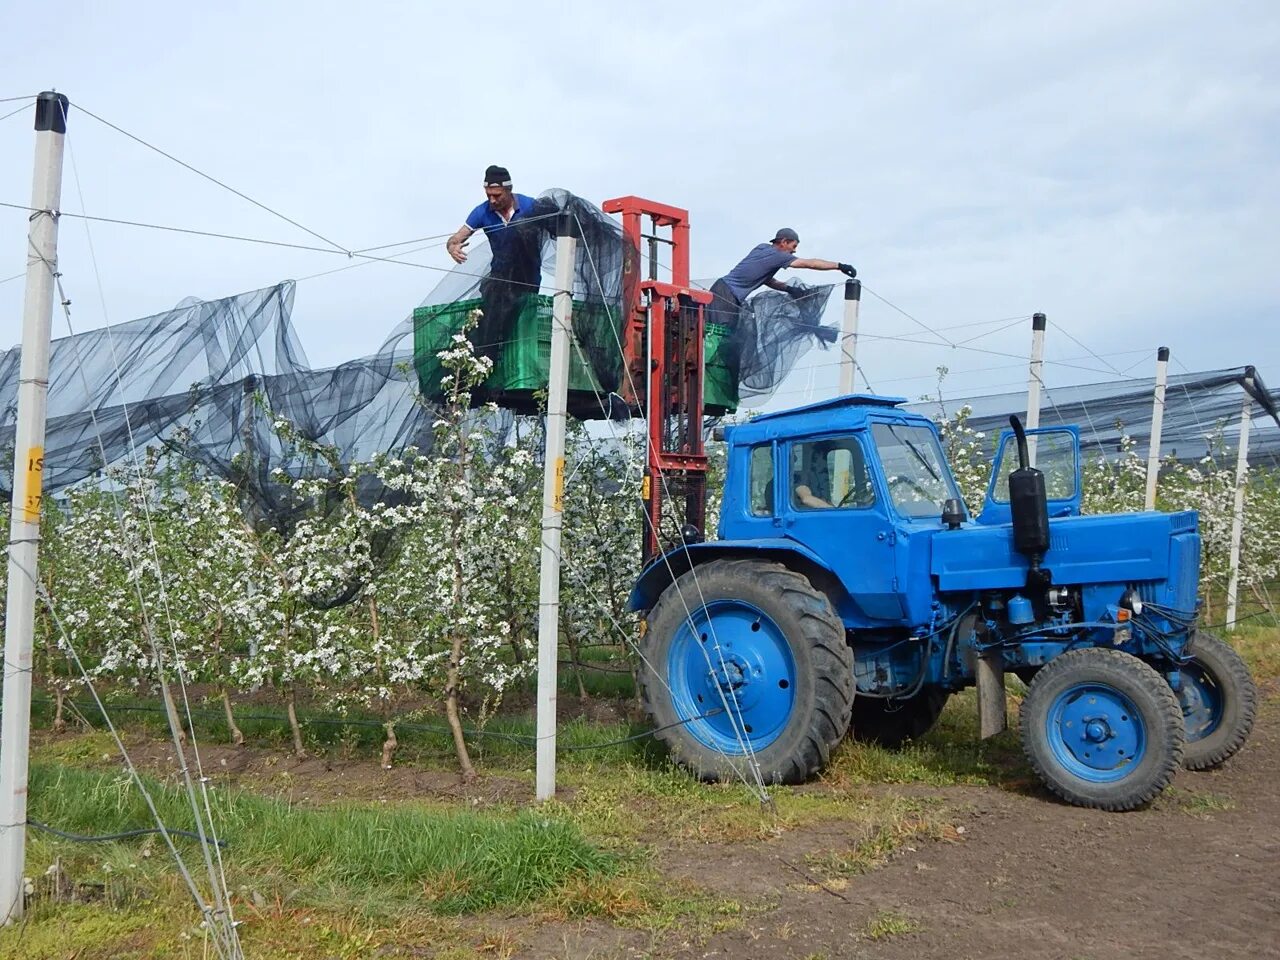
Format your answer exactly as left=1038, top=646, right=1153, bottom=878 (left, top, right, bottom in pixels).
left=1182, top=631, right=1257, bottom=771
left=1021, top=647, right=1184, bottom=811
left=640, top=558, right=853, bottom=786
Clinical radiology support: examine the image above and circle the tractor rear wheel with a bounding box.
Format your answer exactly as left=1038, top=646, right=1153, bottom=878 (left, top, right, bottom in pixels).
left=850, top=689, right=950, bottom=748
left=640, top=558, right=854, bottom=785
left=1021, top=648, right=1184, bottom=811
left=1179, top=630, right=1257, bottom=771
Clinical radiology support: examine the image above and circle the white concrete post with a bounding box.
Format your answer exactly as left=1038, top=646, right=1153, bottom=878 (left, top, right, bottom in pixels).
left=1143, top=347, right=1170, bottom=511
left=1025, top=313, right=1046, bottom=466
left=1224, top=388, right=1253, bottom=632
left=535, top=217, right=576, bottom=800
left=838, top=279, right=861, bottom=395
left=1, top=92, right=68, bottom=924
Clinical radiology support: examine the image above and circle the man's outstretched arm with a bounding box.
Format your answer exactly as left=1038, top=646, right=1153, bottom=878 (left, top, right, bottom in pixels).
left=446, top=224, right=475, bottom=264
left=790, top=258, right=856, bottom=277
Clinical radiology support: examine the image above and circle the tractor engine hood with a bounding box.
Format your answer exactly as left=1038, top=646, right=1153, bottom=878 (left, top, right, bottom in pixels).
left=930, top=510, right=1198, bottom=591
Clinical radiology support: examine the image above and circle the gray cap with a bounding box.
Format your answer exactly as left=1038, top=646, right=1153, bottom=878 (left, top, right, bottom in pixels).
left=770, top=227, right=799, bottom=243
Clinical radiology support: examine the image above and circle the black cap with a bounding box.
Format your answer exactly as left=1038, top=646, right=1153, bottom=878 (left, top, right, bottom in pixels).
left=770, top=227, right=799, bottom=243
left=484, top=165, right=512, bottom=186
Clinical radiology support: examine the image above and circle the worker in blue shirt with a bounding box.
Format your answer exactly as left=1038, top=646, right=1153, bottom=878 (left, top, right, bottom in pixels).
left=446, top=165, right=538, bottom=271
left=446, top=165, right=545, bottom=367
left=707, top=228, right=856, bottom=330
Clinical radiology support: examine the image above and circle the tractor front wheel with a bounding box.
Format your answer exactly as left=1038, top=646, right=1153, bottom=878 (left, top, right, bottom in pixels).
left=1021, top=648, right=1184, bottom=811
left=1179, top=631, right=1257, bottom=771
left=640, top=559, right=854, bottom=785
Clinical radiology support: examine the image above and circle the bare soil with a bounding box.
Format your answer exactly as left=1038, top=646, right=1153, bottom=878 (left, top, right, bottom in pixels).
left=47, top=690, right=1280, bottom=959
left=521, top=700, right=1280, bottom=960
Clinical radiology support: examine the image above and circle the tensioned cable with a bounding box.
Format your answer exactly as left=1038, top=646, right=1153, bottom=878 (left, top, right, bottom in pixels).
left=572, top=216, right=772, bottom=799
left=0, top=272, right=26, bottom=285
left=0, top=200, right=349, bottom=253
left=33, top=255, right=241, bottom=960
left=678, top=258, right=1141, bottom=383
left=753, top=342, right=1155, bottom=384
left=1170, top=355, right=1227, bottom=472
left=61, top=112, right=237, bottom=914
left=522, top=244, right=764, bottom=789
left=1119, top=352, right=1154, bottom=377
left=455, top=306, right=729, bottom=765
left=74, top=101, right=349, bottom=255
left=0, top=551, right=227, bottom=953
left=349, top=231, right=460, bottom=255
left=860, top=284, right=957, bottom=347
left=1047, top=318, right=1125, bottom=378
left=294, top=239, right=446, bottom=283
left=0, top=200, right=560, bottom=295
left=0, top=103, right=34, bottom=125
left=953, top=315, right=1029, bottom=346
left=54, top=118, right=242, bottom=958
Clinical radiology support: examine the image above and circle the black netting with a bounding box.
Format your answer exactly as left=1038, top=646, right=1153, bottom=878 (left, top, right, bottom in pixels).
left=0, top=280, right=461, bottom=532
left=8, top=178, right=1274, bottom=544
left=701, top=279, right=838, bottom=403
left=909, top=367, right=1280, bottom=467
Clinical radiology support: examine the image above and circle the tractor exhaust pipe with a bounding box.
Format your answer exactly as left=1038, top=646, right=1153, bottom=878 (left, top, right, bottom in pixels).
left=1008, top=415, right=1051, bottom=587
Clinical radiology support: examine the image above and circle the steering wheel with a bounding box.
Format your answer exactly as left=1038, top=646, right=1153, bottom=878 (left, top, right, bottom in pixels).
left=837, top=484, right=866, bottom=508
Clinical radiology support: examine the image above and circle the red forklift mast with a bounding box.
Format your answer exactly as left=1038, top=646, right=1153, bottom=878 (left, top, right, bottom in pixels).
left=602, top=196, right=713, bottom=565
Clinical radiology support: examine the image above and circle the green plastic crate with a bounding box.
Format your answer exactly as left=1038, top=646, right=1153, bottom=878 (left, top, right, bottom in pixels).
left=412, top=296, right=738, bottom=416
left=413, top=295, right=613, bottom=410
left=703, top=321, right=739, bottom=415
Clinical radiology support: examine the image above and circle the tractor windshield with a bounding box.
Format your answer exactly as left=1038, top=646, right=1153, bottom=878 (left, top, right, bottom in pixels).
left=870, top=422, right=962, bottom=519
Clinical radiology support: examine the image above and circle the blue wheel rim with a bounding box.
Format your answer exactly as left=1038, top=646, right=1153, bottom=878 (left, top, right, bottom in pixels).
left=1046, top=683, right=1146, bottom=783
left=667, top=600, right=797, bottom=754
left=1179, top=662, right=1223, bottom=743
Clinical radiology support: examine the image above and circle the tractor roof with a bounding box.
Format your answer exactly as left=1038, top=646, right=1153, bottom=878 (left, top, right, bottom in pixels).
left=748, top=394, right=907, bottom=422
left=725, top=394, right=927, bottom=444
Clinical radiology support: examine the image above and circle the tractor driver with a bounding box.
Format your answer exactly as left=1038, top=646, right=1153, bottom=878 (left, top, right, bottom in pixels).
left=793, top=438, right=873, bottom=509
left=446, top=165, right=543, bottom=365
left=793, top=440, right=834, bottom=509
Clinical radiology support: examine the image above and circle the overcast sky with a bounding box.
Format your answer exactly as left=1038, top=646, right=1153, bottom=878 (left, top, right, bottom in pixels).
left=1, top=0, right=1277, bottom=412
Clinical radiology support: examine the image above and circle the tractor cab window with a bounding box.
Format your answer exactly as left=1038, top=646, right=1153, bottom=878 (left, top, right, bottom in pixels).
left=870, top=422, right=962, bottom=518
left=790, top=436, right=875, bottom=511
left=991, top=428, right=1078, bottom=502
left=749, top=444, right=774, bottom=516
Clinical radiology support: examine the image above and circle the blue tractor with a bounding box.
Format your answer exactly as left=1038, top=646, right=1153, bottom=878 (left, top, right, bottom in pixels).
left=630, top=395, right=1257, bottom=810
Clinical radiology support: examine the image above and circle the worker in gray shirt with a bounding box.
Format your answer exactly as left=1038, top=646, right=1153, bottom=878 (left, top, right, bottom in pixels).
left=707, top=228, right=855, bottom=329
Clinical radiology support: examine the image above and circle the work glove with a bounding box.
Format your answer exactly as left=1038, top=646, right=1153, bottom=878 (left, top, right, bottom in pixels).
left=786, top=283, right=807, bottom=300
left=838, top=263, right=857, bottom=279
left=789, top=318, right=840, bottom=345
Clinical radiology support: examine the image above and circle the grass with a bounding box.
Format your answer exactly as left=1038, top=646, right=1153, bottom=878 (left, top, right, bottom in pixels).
left=1229, top=622, right=1280, bottom=679
left=1162, top=787, right=1237, bottom=816
left=862, top=909, right=920, bottom=941
left=10, top=625, right=1275, bottom=957
left=3, top=761, right=619, bottom=957
left=22, top=763, right=612, bottom=914
left=804, top=797, right=960, bottom=881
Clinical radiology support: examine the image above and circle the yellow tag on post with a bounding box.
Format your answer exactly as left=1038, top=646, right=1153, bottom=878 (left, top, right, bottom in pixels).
left=21, top=446, right=44, bottom=523
left=553, top=457, right=565, bottom=512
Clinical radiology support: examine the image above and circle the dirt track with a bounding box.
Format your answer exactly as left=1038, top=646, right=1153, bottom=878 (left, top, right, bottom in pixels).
left=525, top=697, right=1280, bottom=960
